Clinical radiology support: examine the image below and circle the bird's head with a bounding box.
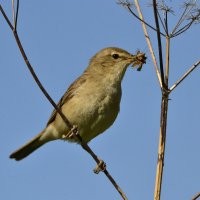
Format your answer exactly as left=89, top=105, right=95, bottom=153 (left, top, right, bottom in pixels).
left=88, top=47, right=146, bottom=75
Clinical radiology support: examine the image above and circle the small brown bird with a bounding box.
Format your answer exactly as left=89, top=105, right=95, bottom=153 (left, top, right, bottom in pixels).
left=10, top=47, right=146, bottom=161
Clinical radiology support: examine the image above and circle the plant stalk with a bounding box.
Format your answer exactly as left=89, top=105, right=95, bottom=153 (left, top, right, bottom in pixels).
left=154, top=93, right=169, bottom=200
left=165, top=36, right=170, bottom=85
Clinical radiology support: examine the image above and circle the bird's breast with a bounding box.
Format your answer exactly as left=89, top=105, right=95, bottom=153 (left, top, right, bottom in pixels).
left=76, top=80, right=122, bottom=142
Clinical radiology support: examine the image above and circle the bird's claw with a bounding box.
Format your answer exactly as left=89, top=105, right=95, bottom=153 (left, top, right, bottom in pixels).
left=62, top=125, right=78, bottom=140
left=93, top=159, right=106, bottom=174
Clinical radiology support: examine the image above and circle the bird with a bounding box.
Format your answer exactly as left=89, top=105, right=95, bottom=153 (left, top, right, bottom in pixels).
left=10, top=47, right=146, bottom=161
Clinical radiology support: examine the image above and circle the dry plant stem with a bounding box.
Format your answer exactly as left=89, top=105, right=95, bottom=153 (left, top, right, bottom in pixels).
left=135, top=1, right=169, bottom=199
left=192, top=192, right=200, bottom=200
left=170, top=60, right=200, bottom=92
left=152, top=1, right=169, bottom=199
left=152, top=0, right=165, bottom=88
left=0, top=5, right=13, bottom=29
left=0, top=4, right=128, bottom=200
left=154, top=36, right=170, bottom=200
left=171, top=5, right=188, bottom=35
left=164, top=11, right=169, bottom=36
left=126, top=5, right=165, bottom=37
left=165, top=37, right=170, bottom=85
left=134, top=0, right=162, bottom=88
left=157, top=10, right=167, bottom=34
left=172, top=1, right=197, bottom=36
left=154, top=94, right=169, bottom=200
left=14, top=0, right=19, bottom=29
left=172, top=20, right=194, bottom=38
left=129, top=2, right=199, bottom=200
left=12, top=0, right=15, bottom=25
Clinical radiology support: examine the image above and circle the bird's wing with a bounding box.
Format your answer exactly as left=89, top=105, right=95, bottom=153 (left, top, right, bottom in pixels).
left=46, top=75, right=87, bottom=126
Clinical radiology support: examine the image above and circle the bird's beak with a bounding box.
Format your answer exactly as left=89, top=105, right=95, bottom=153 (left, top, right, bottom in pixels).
left=130, top=51, right=147, bottom=71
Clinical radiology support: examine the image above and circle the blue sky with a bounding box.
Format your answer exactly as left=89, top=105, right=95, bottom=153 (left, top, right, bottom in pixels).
left=1, top=1, right=200, bottom=200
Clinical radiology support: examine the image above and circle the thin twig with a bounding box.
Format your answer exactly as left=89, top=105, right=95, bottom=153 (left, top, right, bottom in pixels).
left=172, top=20, right=195, bottom=37
left=157, top=10, right=167, bottom=34
left=12, top=0, right=15, bottom=26
left=165, top=37, right=170, bottom=85
left=11, top=0, right=19, bottom=30
left=192, top=192, right=200, bottom=200
left=0, top=5, right=14, bottom=30
left=152, top=0, right=165, bottom=88
left=0, top=3, right=128, bottom=200
left=74, top=134, right=128, bottom=200
left=171, top=5, right=188, bottom=35
left=14, top=32, right=74, bottom=130
left=170, top=60, right=200, bottom=92
left=126, top=5, right=165, bottom=37
left=134, top=0, right=162, bottom=88
left=164, top=9, right=169, bottom=36
left=171, top=1, right=196, bottom=35
left=15, top=0, right=19, bottom=30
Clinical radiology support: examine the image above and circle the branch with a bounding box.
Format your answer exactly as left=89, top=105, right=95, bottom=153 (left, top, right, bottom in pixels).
left=134, top=0, right=162, bottom=88
left=117, top=1, right=166, bottom=37
left=192, top=192, right=200, bottom=200
left=0, top=5, right=13, bottom=30
left=15, top=0, right=19, bottom=29
left=170, top=60, right=200, bottom=92
left=165, top=37, right=170, bottom=85
left=12, top=0, right=19, bottom=30
left=127, top=6, right=165, bottom=36
left=152, top=0, right=165, bottom=89
left=171, top=2, right=200, bottom=37
left=172, top=19, right=195, bottom=38
left=164, top=9, right=169, bottom=36
left=154, top=95, right=169, bottom=200
left=12, top=0, right=15, bottom=26
left=0, top=3, right=128, bottom=200
left=171, top=5, right=189, bottom=35
left=157, top=9, right=167, bottom=34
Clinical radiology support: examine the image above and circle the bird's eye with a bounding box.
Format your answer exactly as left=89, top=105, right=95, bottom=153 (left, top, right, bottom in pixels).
left=112, top=54, right=119, bottom=59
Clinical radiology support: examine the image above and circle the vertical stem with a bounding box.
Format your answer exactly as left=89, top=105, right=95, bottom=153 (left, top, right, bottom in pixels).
left=154, top=93, right=169, bottom=200
left=165, top=36, right=170, bottom=86
left=152, top=0, right=165, bottom=87
left=134, top=0, right=162, bottom=88
left=12, top=0, right=15, bottom=25
left=154, top=27, right=170, bottom=200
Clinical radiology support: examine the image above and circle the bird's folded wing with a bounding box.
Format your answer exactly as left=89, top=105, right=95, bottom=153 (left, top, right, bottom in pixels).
left=46, top=75, right=87, bottom=126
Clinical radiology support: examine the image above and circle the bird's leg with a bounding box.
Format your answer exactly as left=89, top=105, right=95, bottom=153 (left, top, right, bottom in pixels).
left=80, top=144, right=106, bottom=174
left=62, top=125, right=106, bottom=173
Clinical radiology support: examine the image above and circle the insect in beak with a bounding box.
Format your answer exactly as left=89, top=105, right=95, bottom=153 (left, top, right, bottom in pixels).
left=131, top=51, right=147, bottom=71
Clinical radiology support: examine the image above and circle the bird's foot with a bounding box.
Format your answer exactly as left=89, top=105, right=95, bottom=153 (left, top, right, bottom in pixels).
left=62, top=125, right=78, bottom=140
left=93, top=158, right=106, bottom=174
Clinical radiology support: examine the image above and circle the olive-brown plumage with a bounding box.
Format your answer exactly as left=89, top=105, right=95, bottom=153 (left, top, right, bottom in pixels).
left=10, top=47, right=137, bottom=161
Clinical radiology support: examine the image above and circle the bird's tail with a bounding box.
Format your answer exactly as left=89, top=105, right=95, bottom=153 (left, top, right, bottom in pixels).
left=10, top=130, right=46, bottom=161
